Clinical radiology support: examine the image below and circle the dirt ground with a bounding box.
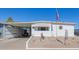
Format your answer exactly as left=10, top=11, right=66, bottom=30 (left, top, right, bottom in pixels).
left=28, top=36, right=79, bottom=48
left=0, top=36, right=79, bottom=50
left=0, top=38, right=28, bottom=50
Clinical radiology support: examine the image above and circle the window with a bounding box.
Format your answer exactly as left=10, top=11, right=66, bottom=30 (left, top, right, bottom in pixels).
left=33, top=27, right=49, bottom=31
left=38, top=27, right=49, bottom=31
left=59, top=26, right=63, bottom=30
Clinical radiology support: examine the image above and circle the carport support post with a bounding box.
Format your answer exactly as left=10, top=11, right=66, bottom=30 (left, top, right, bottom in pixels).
left=3, top=24, right=6, bottom=39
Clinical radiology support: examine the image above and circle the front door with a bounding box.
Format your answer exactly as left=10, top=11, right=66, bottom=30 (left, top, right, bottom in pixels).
left=23, top=30, right=28, bottom=37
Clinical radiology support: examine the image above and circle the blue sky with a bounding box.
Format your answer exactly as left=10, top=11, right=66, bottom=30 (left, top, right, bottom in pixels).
left=0, top=8, right=79, bottom=28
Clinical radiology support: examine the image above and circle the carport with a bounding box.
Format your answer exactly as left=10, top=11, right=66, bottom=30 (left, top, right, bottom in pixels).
left=7, top=22, right=32, bottom=38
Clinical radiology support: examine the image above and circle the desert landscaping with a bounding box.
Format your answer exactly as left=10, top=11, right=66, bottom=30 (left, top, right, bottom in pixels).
left=28, top=36, right=79, bottom=49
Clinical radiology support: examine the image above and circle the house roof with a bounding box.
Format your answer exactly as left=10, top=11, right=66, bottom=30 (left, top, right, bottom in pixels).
left=0, top=21, right=75, bottom=27
left=32, top=21, right=75, bottom=25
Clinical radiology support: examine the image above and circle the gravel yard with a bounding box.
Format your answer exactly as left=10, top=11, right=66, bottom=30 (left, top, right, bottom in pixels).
left=28, top=36, right=79, bottom=48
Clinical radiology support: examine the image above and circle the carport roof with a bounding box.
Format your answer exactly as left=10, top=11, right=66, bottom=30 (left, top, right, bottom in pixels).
left=7, top=22, right=32, bottom=27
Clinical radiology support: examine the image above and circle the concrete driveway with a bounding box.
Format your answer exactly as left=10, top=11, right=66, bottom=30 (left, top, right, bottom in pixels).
left=0, top=38, right=28, bottom=50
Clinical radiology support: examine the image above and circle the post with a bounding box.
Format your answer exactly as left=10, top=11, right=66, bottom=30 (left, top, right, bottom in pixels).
left=51, top=23, right=53, bottom=37
left=40, top=33, right=44, bottom=41
left=56, top=8, right=59, bottom=40
left=56, top=22, right=58, bottom=40
left=64, top=30, right=68, bottom=45
left=3, top=24, right=6, bottom=39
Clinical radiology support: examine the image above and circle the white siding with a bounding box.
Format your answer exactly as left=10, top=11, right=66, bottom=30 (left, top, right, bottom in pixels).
left=52, top=24, right=74, bottom=37
left=32, top=23, right=75, bottom=37
left=31, top=23, right=52, bottom=37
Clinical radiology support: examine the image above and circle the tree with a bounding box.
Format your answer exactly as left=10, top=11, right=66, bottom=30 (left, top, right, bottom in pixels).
left=6, top=17, right=14, bottom=22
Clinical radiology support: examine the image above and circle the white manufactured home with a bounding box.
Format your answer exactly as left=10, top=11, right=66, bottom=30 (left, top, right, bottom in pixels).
left=0, top=21, right=75, bottom=39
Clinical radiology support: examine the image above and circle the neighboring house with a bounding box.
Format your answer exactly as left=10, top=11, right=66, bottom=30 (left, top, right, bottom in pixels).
left=0, top=21, right=75, bottom=39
